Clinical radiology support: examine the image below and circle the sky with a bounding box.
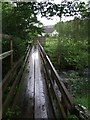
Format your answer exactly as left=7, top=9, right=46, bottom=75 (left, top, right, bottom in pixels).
left=37, top=15, right=74, bottom=26
left=37, top=0, right=72, bottom=26
left=37, top=0, right=88, bottom=26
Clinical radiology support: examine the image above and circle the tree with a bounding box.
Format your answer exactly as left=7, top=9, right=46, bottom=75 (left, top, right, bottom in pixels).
left=2, top=2, right=44, bottom=38
left=2, top=1, right=88, bottom=38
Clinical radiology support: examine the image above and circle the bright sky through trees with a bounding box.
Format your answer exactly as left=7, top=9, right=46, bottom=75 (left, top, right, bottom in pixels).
left=37, top=0, right=88, bottom=26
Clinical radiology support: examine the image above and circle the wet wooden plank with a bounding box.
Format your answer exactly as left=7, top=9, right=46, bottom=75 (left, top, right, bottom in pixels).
left=12, top=45, right=54, bottom=119
left=34, top=46, right=47, bottom=118
left=0, top=50, right=13, bottom=60
left=12, top=47, right=35, bottom=118
left=3, top=56, right=24, bottom=92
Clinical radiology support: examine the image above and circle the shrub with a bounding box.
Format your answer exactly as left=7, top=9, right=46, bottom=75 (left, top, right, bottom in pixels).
left=43, top=37, right=88, bottom=71
left=2, top=36, right=28, bottom=78
left=59, top=37, right=88, bottom=71
left=13, top=37, right=27, bottom=62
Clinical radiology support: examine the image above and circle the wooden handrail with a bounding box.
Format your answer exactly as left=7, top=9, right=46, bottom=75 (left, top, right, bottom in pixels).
left=1, top=34, right=13, bottom=40
left=1, top=34, right=13, bottom=67
left=38, top=40, right=90, bottom=120
left=38, top=40, right=73, bottom=105
left=2, top=56, right=24, bottom=91
left=0, top=50, right=13, bottom=60
left=3, top=45, right=31, bottom=113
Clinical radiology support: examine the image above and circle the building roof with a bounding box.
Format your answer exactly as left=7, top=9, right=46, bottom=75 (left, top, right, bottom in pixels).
left=43, top=25, right=54, bottom=34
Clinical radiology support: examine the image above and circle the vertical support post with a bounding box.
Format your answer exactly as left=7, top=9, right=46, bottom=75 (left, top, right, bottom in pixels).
left=61, top=96, right=68, bottom=117
left=10, top=38, right=13, bottom=67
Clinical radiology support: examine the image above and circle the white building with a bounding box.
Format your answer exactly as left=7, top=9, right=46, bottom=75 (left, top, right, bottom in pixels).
left=51, top=30, right=59, bottom=37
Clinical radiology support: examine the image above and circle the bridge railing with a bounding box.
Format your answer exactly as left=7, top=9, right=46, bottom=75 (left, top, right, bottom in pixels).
left=0, top=34, right=13, bottom=66
left=3, top=44, right=31, bottom=114
left=2, top=34, right=32, bottom=115
left=38, top=40, right=89, bottom=120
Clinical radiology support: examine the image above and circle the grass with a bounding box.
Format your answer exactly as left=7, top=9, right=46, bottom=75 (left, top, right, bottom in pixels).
left=74, top=96, right=89, bottom=109
left=65, top=71, right=89, bottom=110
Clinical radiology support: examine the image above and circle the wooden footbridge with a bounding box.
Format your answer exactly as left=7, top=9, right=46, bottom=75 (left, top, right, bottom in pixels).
left=1, top=35, right=90, bottom=119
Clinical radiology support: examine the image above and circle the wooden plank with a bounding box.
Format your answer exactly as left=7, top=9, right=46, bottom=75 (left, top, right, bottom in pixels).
left=38, top=41, right=73, bottom=109
left=2, top=56, right=24, bottom=92
left=2, top=34, right=13, bottom=40
left=2, top=46, right=30, bottom=89
left=10, top=39, right=13, bottom=67
left=39, top=46, right=67, bottom=119
left=34, top=46, right=47, bottom=118
left=3, top=47, right=31, bottom=113
left=38, top=41, right=73, bottom=115
left=11, top=45, right=54, bottom=119
left=38, top=41, right=90, bottom=119
left=11, top=47, right=34, bottom=118
left=3, top=64, right=24, bottom=112
left=0, top=50, right=13, bottom=60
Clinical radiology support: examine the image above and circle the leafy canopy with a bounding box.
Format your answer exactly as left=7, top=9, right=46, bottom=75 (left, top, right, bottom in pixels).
left=2, top=1, right=88, bottom=38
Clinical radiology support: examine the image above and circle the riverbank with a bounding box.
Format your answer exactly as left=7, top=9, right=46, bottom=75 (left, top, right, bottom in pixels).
left=58, top=69, right=89, bottom=110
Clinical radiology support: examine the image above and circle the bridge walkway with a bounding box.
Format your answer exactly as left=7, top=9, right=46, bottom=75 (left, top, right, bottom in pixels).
left=12, top=45, right=54, bottom=119
left=2, top=37, right=89, bottom=119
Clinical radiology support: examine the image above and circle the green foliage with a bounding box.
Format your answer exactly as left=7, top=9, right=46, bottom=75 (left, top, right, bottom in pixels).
left=43, top=37, right=88, bottom=71
left=66, top=71, right=88, bottom=95
left=54, top=18, right=88, bottom=71
left=66, top=71, right=88, bottom=109
left=43, top=38, right=89, bottom=109
left=13, top=37, right=27, bottom=62
left=2, top=2, right=43, bottom=38
left=55, top=18, right=88, bottom=41
left=2, top=1, right=88, bottom=38
left=2, top=36, right=27, bottom=78
left=59, top=37, right=88, bottom=70
left=44, top=38, right=59, bottom=68
left=2, top=38, right=10, bottom=52
left=5, top=107, right=21, bottom=119
left=74, top=96, right=88, bottom=109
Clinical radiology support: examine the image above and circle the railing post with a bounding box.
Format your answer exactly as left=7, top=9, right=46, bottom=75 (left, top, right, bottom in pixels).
left=61, top=95, right=68, bottom=117
left=51, top=70, right=54, bottom=84
left=10, top=38, right=13, bottom=67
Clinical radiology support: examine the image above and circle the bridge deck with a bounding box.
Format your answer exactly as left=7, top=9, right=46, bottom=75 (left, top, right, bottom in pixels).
left=12, top=45, right=54, bottom=118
